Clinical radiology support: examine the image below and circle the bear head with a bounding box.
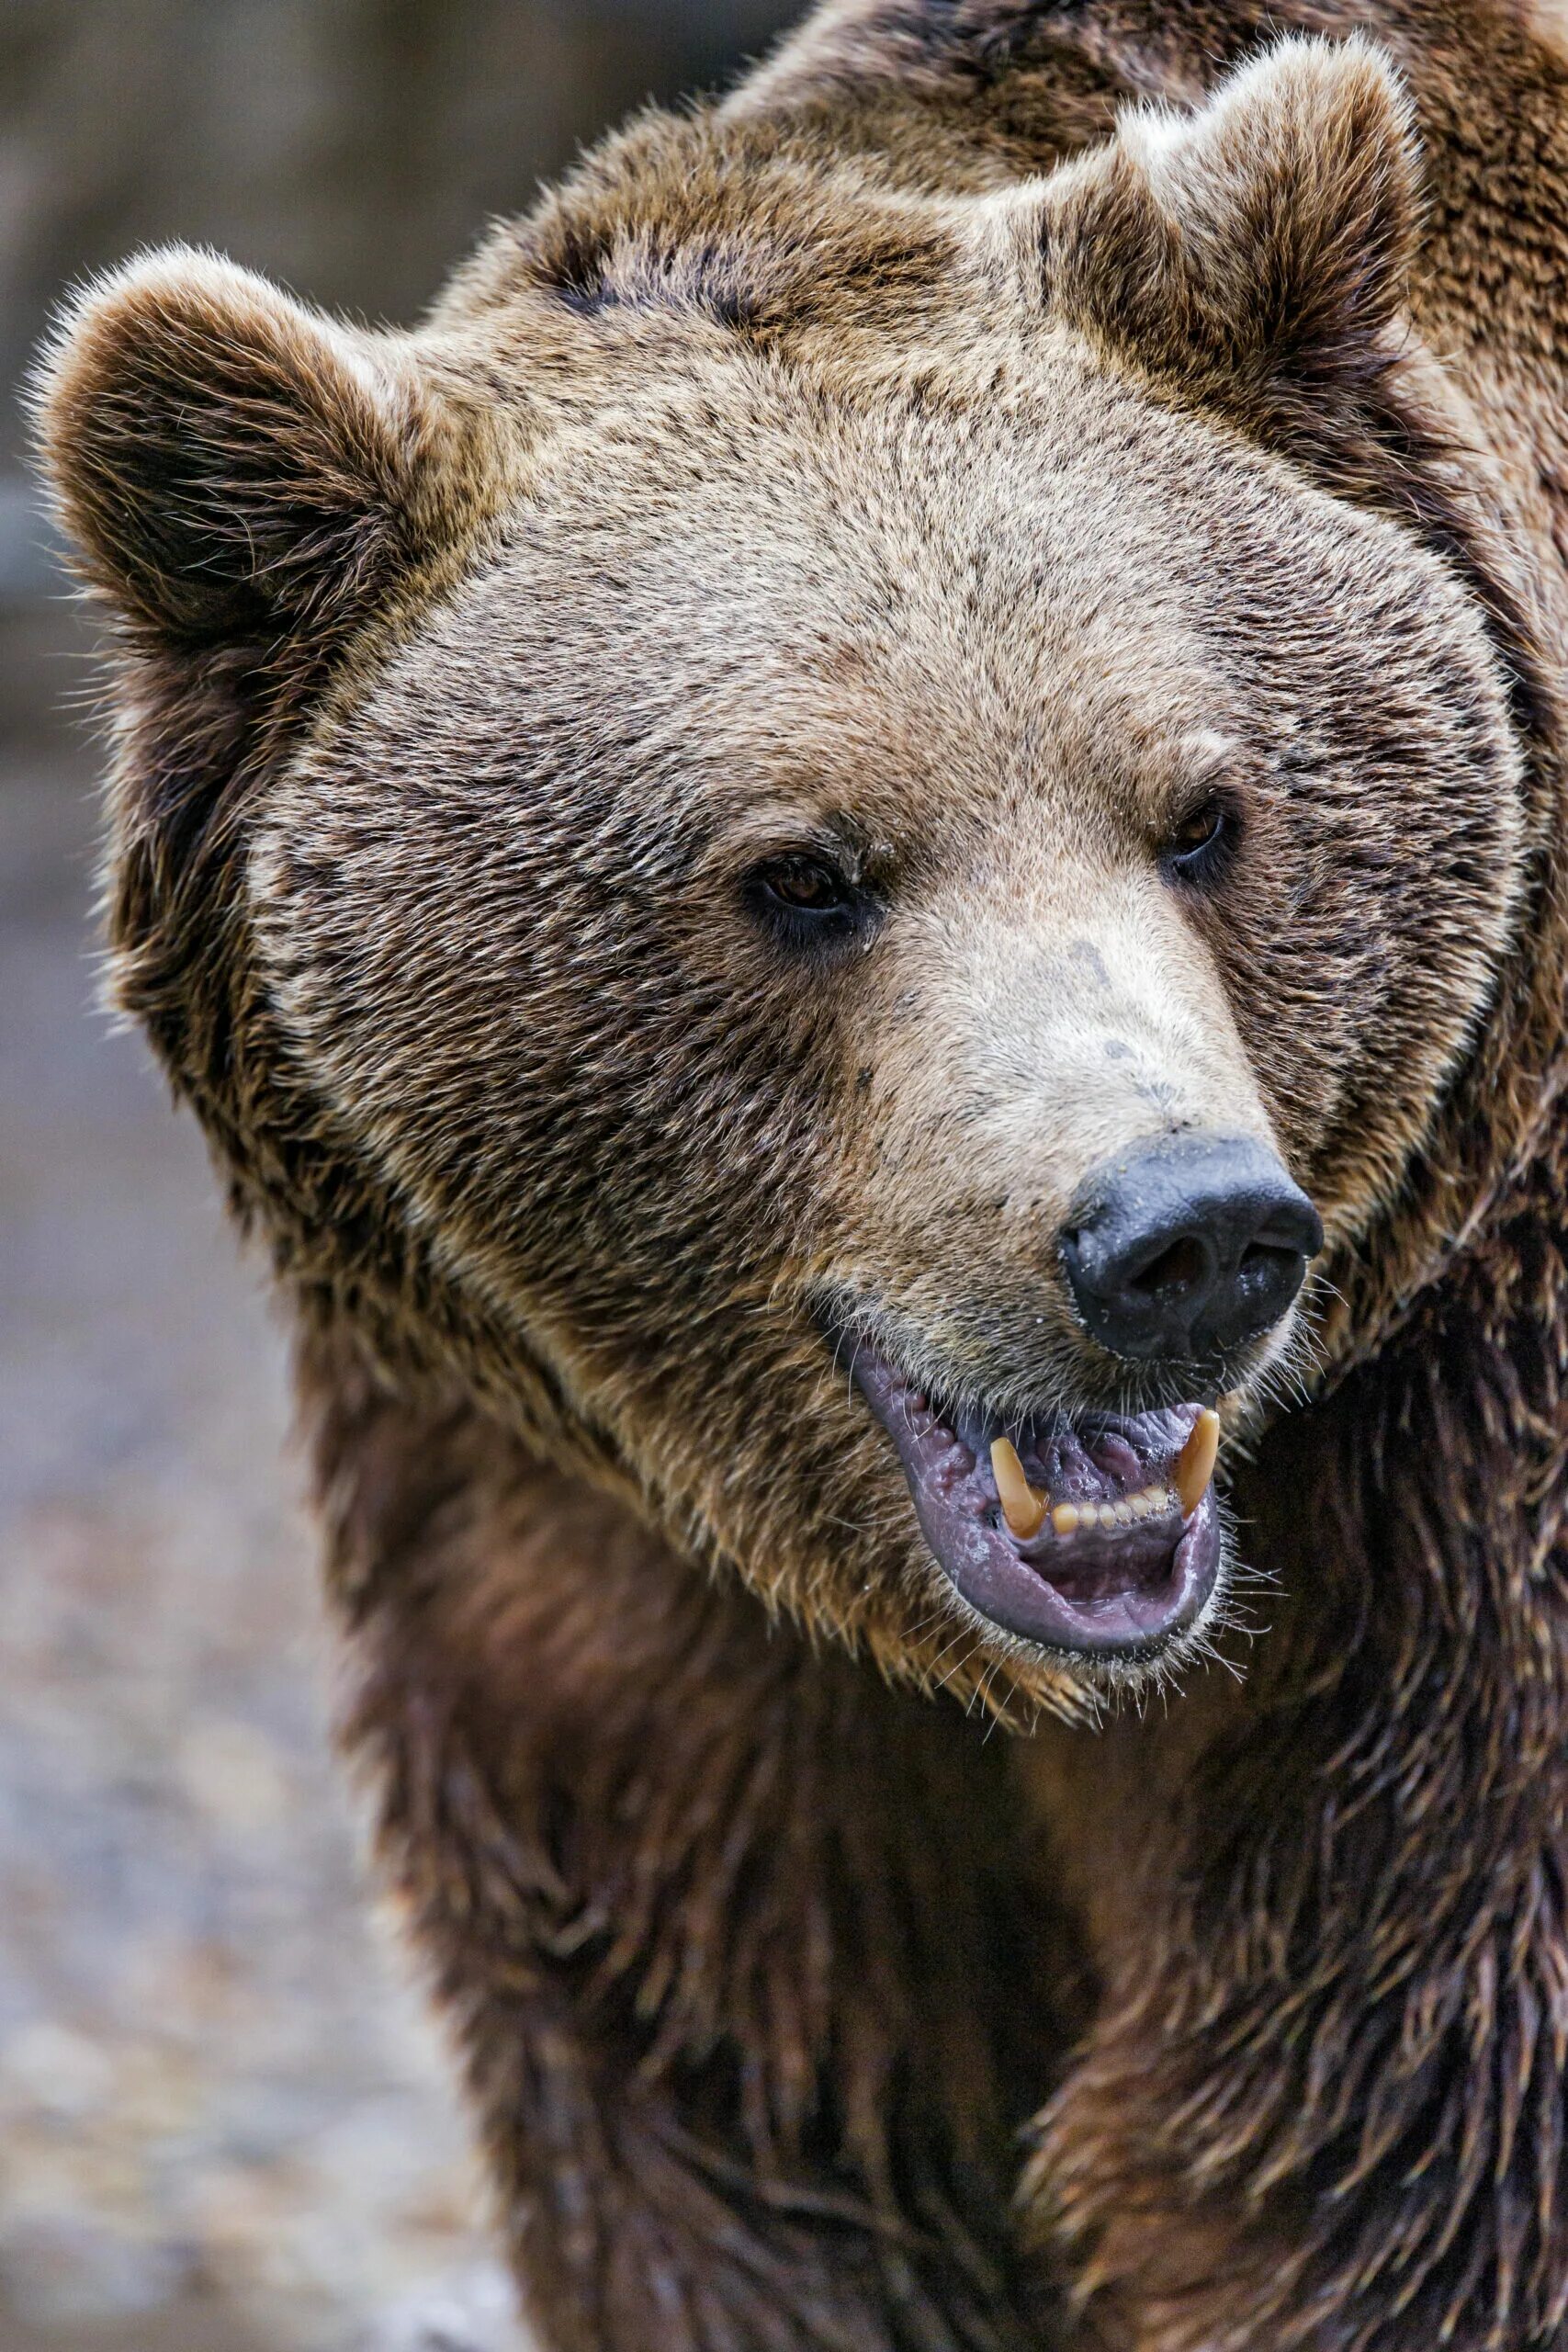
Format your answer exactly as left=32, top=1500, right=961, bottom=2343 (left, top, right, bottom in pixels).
left=32, top=37, right=1540, bottom=1716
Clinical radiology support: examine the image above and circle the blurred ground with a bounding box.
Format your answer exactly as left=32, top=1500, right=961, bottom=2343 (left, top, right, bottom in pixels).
left=0, top=660, right=516, bottom=2352
left=0, top=6, right=797, bottom=2346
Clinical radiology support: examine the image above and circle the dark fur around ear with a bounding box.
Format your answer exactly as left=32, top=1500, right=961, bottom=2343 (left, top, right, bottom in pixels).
left=1045, top=35, right=1419, bottom=421
left=30, top=246, right=441, bottom=650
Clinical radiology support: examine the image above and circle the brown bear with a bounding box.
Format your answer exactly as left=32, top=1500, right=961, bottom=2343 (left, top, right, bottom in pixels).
left=29, top=2, right=1568, bottom=2346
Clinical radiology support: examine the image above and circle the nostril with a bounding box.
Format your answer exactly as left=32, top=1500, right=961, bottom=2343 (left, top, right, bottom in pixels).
left=1237, top=1239, right=1303, bottom=1294
left=1126, top=1233, right=1209, bottom=1300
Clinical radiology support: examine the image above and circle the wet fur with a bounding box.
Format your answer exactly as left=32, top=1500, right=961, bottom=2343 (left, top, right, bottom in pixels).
left=29, top=4, right=1568, bottom=2346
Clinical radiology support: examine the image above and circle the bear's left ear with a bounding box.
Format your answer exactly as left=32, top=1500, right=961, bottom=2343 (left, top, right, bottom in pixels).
left=29, top=246, right=448, bottom=655
left=1044, top=34, right=1419, bottom=424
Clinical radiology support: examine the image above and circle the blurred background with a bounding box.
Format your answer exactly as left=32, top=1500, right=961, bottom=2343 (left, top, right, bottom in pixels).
left=0, top=8, right=796, bottom=2348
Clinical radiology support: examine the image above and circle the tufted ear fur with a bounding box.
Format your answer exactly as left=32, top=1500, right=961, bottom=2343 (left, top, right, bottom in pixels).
left=1044, top=35, right=1420, bottom=435
left=30, top=246, right=446, bottom=654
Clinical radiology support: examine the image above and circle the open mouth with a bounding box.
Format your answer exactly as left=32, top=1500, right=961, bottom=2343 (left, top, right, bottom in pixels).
left=851, top=1340, right=1224, bottom=1657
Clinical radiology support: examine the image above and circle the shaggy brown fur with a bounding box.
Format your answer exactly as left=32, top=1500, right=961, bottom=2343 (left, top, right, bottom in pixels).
left=28, top=4, right=1568, bottom=2346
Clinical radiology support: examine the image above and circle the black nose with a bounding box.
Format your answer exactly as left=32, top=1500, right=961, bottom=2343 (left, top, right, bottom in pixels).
left=1059, top=1134, right=1322, bottom=1366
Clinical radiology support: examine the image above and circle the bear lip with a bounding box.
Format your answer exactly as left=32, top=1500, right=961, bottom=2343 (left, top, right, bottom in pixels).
left=849, top=1340, right=1223, bottom=1657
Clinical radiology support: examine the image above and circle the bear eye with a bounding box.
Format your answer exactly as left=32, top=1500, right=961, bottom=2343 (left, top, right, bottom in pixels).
left=745, top=851, right=876, bottom=949
left=1161, top=796, right=1234, bottom=880
left=760, top=854, right=851, bottom=910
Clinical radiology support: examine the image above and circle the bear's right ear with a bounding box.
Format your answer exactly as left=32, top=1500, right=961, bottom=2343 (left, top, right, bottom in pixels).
left=30, top=246, right=442, bottom=654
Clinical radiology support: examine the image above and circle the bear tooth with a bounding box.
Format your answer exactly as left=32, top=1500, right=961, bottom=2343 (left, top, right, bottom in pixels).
left=1175, top=1408, right=1222, bottom=1518
left=1052, top=1502, right=1079, bottom=1535
left=991, top=1438, right=1047, bottom=1541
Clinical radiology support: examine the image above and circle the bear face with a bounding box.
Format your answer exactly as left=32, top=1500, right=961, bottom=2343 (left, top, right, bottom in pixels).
left=34, top=36, right=1530, bottom=1713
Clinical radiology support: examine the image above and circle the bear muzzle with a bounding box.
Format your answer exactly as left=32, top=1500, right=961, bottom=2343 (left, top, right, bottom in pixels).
left=850, top=1342, right=1226, bottom=1658
left=839, top=1134, right=1319, bottom=1661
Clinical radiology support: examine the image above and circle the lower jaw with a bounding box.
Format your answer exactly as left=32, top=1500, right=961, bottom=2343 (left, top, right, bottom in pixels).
left=851, top=1347, right=1224, bottom=1661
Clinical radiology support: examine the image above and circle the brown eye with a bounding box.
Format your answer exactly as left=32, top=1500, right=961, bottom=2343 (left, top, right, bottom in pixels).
left=1161, top=796, right=1233, bottom=879
left=745, top=851, right=879, bottom=950
left=763, top=856, right=849, bottom=910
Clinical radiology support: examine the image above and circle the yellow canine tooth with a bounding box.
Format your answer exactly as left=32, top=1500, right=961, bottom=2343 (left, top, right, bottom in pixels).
left=991, top=1438, right=1047, bottom=1541
left=1175, top=1408, right=1222, bottom=1519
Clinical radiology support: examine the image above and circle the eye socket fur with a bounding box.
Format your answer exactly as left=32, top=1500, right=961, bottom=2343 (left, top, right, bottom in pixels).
left=744, top=852, right=879, bottom=949
left=1160, top=796, right=1235, bottom=882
